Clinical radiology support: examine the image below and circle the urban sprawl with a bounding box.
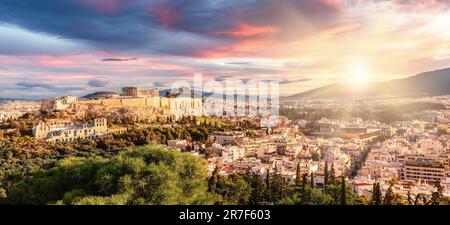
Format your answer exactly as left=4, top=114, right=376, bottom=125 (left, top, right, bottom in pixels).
left=1, top=87, right=450, bottom=202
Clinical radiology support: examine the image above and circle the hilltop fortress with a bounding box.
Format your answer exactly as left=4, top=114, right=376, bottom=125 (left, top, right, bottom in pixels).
left=40, top=87, right=203, bottom=119
left=33, top=87, right=203, bottom=141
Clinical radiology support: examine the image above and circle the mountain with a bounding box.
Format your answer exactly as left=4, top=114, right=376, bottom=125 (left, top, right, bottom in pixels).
left=81, top=91, right=119, bottom=99
left=159, top=88, right=213, bottom=98
left=0, top=97, right=31, bottom=103
left=288, top=67, right=450, bottom=100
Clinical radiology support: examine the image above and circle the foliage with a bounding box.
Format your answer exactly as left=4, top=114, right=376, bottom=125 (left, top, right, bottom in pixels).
left=5, top=145, right=212, bottom=205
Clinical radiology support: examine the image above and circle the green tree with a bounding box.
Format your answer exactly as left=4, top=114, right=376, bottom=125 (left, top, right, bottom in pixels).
left=265, top=169, right=271, bottom=202
left=383, top=182, right=395, bottom=205
left=431, top=180, right=444, bottom=205
left=270, top=167, right=285, bottom=201
left=7, top=145, right=212, bottom=205
left=371, top=182, right=382, bottom=205
left=340, top=176, right=346, bottom=205
left=248, top=173, right=266, bottom=205
left=208, top=166, right=220, bottom=193
left=329, top=163, right=336, bottom=185
left=295, top=163, right=301, bottom=188
left=407, top=191, right=413, bottom=205
left=323, top=161, right=329, bottom=187
left=215, top=174, right=251, bottom=204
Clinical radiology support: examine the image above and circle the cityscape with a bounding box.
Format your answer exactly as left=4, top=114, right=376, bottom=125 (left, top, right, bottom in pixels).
left=1, top=0, right=450, bottom=207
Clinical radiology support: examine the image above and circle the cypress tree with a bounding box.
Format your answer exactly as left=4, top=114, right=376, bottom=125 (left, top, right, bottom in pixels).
left=265, top=169, right=271, bottom=202
left=301, top=173, right=308, bottom=193
left=383, top=183, right=395, bottom=205
left=340, top=176, right=346, bottom=205
left=295, top=163, right=302, bottom=188
left=300, top=173, right=309, bottom=204
left=208, top=166, right=220, bottom=192
left=329, top=163, right=336, bottom=185
left=249, top=173, right=266, bottom=205
left=324, top=161, right=329, bottom=187
left=371, top=182, right=382, bottom=205
left=271, top=166, right=284, bottom=201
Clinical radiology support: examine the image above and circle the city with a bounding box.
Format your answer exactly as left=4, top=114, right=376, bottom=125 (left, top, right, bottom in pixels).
left=1, top=0, right=450, bottom=218
left=1, top=84, right=449, bottom=205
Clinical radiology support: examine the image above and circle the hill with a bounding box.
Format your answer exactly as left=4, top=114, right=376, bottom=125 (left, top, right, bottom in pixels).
left=80, top=91, right=119, bottom=99
left=288, top=67, right=450, bottom=99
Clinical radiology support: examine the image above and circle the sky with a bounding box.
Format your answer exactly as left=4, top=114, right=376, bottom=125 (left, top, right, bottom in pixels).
left=0, top=0, right=450, bottom=99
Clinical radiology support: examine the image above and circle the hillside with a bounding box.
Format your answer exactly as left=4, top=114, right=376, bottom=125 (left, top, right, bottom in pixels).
left=288, top=67, right=450, bottom=99
left=80, top=91, right=119, bottom=99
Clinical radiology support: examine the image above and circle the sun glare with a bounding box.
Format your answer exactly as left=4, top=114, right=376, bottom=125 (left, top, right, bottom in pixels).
left=348, top=57, right=372, bottom=85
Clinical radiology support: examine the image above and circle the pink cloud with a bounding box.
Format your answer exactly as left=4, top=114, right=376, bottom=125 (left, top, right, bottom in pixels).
left=149, top=4, right=179, bottom=29
left=212, top=22, right=279, bottom=38
left=82, top=0, right=124, bottom=15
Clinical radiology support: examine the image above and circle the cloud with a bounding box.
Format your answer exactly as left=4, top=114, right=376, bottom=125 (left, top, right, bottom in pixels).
left=0, top=0, right=347, bottom=57
left=15, top=81, right=83, bottom=92
left=87, top=79, right=109, bottom=87
left=212, top=23, right=279, bottom=38
left=0, top=24, right=85, bottom=55
left=148, top=2, right=180, bottom=29
left=214, top=75, right=233, bottom=82
left=2, top=0, right=450, bottom=99
left=279, top=78, right=311, bottom=84
left=102, top=57, right=139, bottom=62
left=152, top=81, right=172, bottom=87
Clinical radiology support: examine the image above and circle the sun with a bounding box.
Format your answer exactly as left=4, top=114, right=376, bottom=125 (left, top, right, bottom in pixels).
left=347, top=56, right=372, bottom=85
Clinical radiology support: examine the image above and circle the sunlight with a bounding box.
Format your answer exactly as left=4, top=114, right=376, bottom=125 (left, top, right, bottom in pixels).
left=347, top=56, right=372, bottom=85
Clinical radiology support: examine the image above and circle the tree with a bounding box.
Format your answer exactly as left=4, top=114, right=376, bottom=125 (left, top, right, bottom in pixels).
left=431, top=180, right=444, bottom=205
left=340, top=176, right=346, bottom=205
left=7, top=145, right=212, bottom=205
left=414, top=194, right=422, bottom=205
left=215, top=174, right=251, bottom=204
left=310, top=172, right=315, bottom=188
left=329, top=163, right=336, bottom=185
left=295, top=163, right=301, bottom=188
left=270, top=166, right=285, bottom=201
left=371, top=183, right=382, bottom=205
left=265, top=169, right=271, bottom=202
left=383, top=182, right=395, bottom=205
left=407, top=191, right=413, bottom=205
left=301, top=173, right=308, bottom=193
left=298, top=173, right=309, bottom=204
left=208, top=166, right=220, bottom=193
left=323, top=161, right=329, bottom=187
left=248, top=173, right=266, bottom=205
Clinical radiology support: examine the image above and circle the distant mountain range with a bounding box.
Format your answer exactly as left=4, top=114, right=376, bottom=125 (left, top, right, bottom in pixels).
left=80, top=91, right=119, bottom=99
left=287, top=67, right=450, bottom=100
left=0, top=98, right=32, bottom=103
left=159, top=88, right=214, bottom=98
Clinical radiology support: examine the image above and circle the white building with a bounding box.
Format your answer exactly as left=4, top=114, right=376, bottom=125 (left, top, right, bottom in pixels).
left=32, top=118, right=108, bottom=142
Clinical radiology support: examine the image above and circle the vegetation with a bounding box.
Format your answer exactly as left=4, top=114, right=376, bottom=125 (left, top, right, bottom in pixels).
left=3, top=145, right=212, bottom=205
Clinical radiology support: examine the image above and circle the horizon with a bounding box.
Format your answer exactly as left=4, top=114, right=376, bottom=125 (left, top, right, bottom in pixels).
left=1, top=1, right=450, bottom=98
left=3, top=65, right=449, bottom=100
